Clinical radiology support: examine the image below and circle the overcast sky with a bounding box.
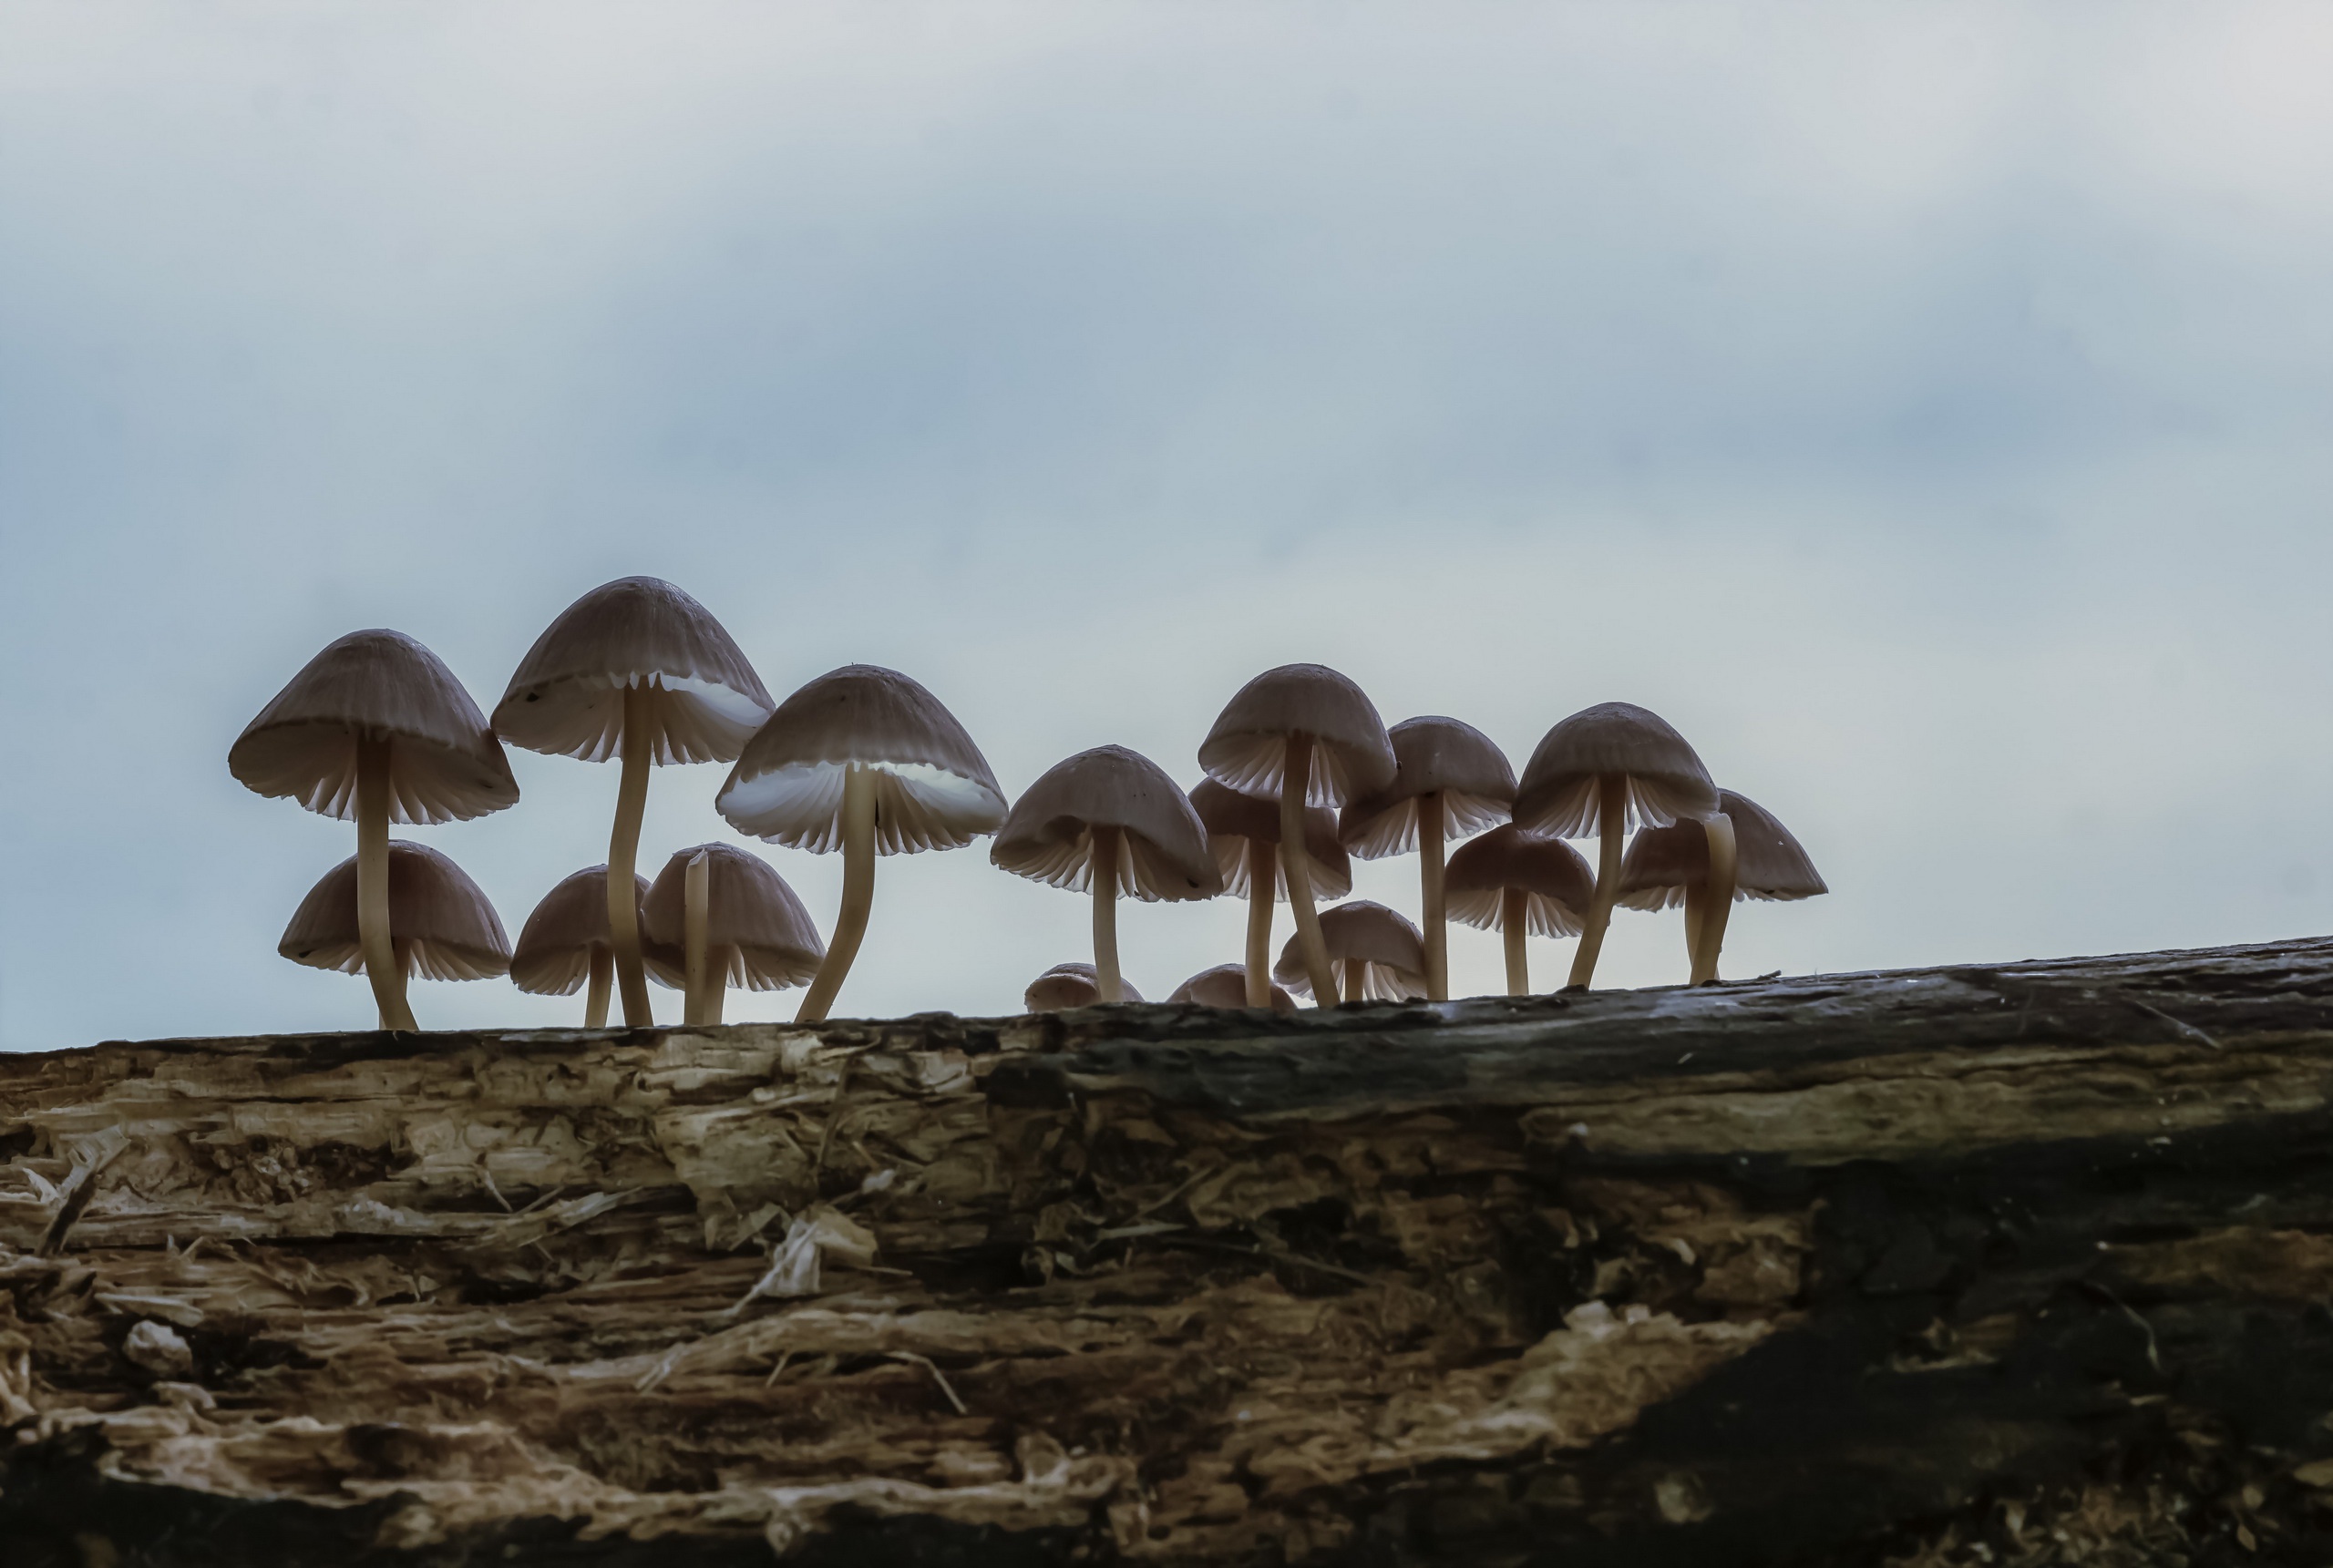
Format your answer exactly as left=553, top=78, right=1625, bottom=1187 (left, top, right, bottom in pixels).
left=4, top=4, right=2330, bottom=1050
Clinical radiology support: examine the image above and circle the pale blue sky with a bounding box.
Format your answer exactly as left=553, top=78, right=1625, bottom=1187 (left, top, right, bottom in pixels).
left=4, top=4, right=2330, bottom=1048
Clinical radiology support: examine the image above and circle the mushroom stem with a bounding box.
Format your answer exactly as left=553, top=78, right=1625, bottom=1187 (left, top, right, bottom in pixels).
left=1690, top=812, right=1738, bottom=985
left=1278, top=737, right=1340, bottom=1007
left=1091, top=825, right=1123, bottom=1003
left=797, top=764, right=875, bottom=1023
left=683, top=850, right=710, bottom=1026
left=584, top=948, right=612, bottom=1029
left=1503, top=886, right=1529, bottom=997
left=608, top=684, right=655, bottom=1028
left=704, top=948, right=729, bottom=1024
left=1420, top=793, right=1448, bottom=1001
left=1682, top=886, right=1708, bottom=971
left=1342, top=959, right=1364, bottom=1004
left=1565, top=774, right=1630, bottom=990
left=1243, top=839, right=1275, bottom=1008
left=355, top=735, right=416, bottom=1032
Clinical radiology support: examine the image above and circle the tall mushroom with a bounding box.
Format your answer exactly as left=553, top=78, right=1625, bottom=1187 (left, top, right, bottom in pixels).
left=1619, top=789, right=1825, bottom=984
left=1271, top=899, right=1428, bottom=1004
left=640, top=844, right=825, bottom=1026
left=1510, top=702, right=1717, bottom=991
left=279, top=842, right=512, bottom=1022
left=992, top=745, right=1219, bottom=1003
left=492, top=578, right=774, bottom=1030
left=1198, top=666, right=1395, bottom=1009
left=1444, top=825, right=1596, bottom=997
left=231, top=630, right=518, bottom=1031
left=1189, top=780, right=1352, bottom=1009
left=509, top=867, right=684, bottom=1027
left=1337, top=716, right=1515, bottom=1002
left=1167, top=963, right=1298, bottom=1014
left=715, top=666, right=1006, bottom=1022
left=1024, top=963, right=1146, bottom=1012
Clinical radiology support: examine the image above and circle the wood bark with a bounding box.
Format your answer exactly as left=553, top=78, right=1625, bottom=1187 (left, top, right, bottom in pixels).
left=5, top=938, right=2333, bottom=1565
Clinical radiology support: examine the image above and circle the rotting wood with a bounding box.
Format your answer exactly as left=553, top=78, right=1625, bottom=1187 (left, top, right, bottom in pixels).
left=4, top=938, right=2333, bottom=1564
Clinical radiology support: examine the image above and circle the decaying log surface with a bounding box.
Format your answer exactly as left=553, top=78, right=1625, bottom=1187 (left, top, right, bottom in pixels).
left=6, top=939, right=2333, bottom=1565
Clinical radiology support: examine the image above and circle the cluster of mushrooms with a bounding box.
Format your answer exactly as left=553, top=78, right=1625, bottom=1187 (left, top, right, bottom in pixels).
left=230, top=577, right=1824, bottom=1032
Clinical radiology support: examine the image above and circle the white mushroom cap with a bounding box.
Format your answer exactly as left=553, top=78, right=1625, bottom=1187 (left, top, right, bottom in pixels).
left=1198, top=663, right=1397, bottom=807
left=1618, top=789, right=1828, bottom=909
left=1024, top=962, right=1146, bottom=1012
left=1512, top=702, right=1718, bottom=838
left=279, top=842, right=512, bottom=981
left=1188, top=781, right=1352, bottom=901
left=716, top=666, right=1007, bottom=855
left=509, top=866, right=685, bottom=995
left=992, top=746, right=1219, bottom=901
left=1167, top=963, right=1297, bottom=1014
left=492, top=578, right=775, bottom=765
left=1444, top=825, right=1596, bottom=938
left=641, top=844, right=826, bottom=990
left=1338, top=715, right=1516, bottom=859
left=1271, top=899, right=1428, bottom=1002
left=231, top=630, right=519, bottom=825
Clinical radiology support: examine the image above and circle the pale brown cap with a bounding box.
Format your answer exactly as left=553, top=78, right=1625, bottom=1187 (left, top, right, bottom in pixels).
left=1271, top=899, right=1427, bottom=1002
left=1338, top=715, right=1516, bottom=859
left=1198, top=663, right=1397, bottom=807
left=992, top=746, right=1219, bottom=901
left=1445, top=825, right=1596, bottom=938
left=1167, top=963, right=1297, bottom=1014
left=509, top=866, right=686, bottom=995
left=279, top=841, right=512, bottom=980
left=231, top=630, right=519, bottom=825
left=492, top=578, right=774, bottom=765
left=1023, top=962, right=1146, bottom=1012
left=641, top=844, right=826, bottom=990
left=1188, top=781, right=1351, bottom=901
left=1512, top=702, right=1718, bottom=838
left=1618, top=789, right=1828, bottom=910
left=716, top=666, right=1007, bottom=855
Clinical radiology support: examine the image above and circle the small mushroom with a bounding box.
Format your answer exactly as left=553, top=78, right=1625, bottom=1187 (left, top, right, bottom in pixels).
left=1271, top=899, right=1427, bottom=1004
left=641, top=844, right=825, bottom=1025
left=1167, top=963, right=1298, bottom=1014
left=232, top=630, right=518, bottom=1031
left=509, top=867, right=685, bottom=1027
left=1444, top=825, right=1595, bottom=996
left=493, top=579, right=774, bottom=1029
left=1189, top=780, right=1353, bottom=1009
left=279, top=842, right=513, bottom=1023
left=1024, top=962, right=1146, bottom=1012
left=992, top=745, right=1219, bottom=1002
left=1511, top=702, right=1718, bottom=990
left=1337, top=716, right=1516, bottom=1001
left=1199, top=666, right=1395, bottom=1007
left=716, top=666, right=1006, bottom=1022
left=1619, top=789, right=1825, bottom=983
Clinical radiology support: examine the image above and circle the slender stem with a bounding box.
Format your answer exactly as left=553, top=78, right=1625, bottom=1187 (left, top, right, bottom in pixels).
left=1503, top=886, right=1529, bottom=997
left=584, top=948, right=612, bottom=1029
left=1420, top=793, right=1448, bottom=1002
left=1690, top=813, right=1739, bottom=986
left=608, top=685, right=654, bottom=1028
left=704, top=948, right=729, bottom=1024
left=1279, top=738, right=1339, bottom=1006
left=683, top=849, right=710, bottom=1026
left=1342, top=958, right=1364, bottom=1004
left=1566, top=774, right=1630, bottom=990
left=1244, top=839, right=1275, bottom=1008
left=1091, top=825, right=1122, bottom=1003
left=355, top=735, right=416, bottom=1031
left=797, top=764, right=876, bottom=1023
left=1682, top=886, right=1708, bottom=974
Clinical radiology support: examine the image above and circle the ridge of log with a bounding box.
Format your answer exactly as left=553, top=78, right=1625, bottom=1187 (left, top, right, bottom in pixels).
left=5, top=937, right=2333, bottom=1564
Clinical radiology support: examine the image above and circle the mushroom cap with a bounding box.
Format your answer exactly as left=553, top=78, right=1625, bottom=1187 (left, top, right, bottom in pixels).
left=231, top=630, right=519, bottom=825
left=715, top=666, right=1007, bottom=855
left=1444, top=824, right=1596, bottom=938
left=491, top=578, right=774, bottom=765
left=1618, top=789, right=1828, bottom=910
left=641, top=844, right=826, bottom=990
left=509, top=866, right=686, bottom=995
left=1188, top=781, right=1352, bottom=901
left=1338, top=715, right=1516, bottom=859
left=1512, top=702, right=1718, bottom=838
left=1166, top=963, right=1298, bottom=1014
left=279, top=841, right=513, bottom=981
left=992, top=746, right=1220, bottom=902
left=1271, top=899, right=1428, bottom=1002
left=1023, top=962, right=1146, bottom=1012
left=1197, top=664, right=1397, bottom=808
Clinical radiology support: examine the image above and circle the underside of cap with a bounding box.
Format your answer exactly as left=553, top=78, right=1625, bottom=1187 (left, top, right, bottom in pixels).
left=1166, top=963, right=1297, bottom=1013
left=1339, top=788, right=1512, bottom=861
left=1445, top=825, right=1595, bottom=934
left=993, top=747, right=1218, bottom=901
left=1338, top=717, right=1516, bottom=857
left=1270, top=900, right=1427, bottom=999
left=1617, top=789, right=1827, bottom=906
left=509, top=866, right=684, bottom=995
left=1197, top=664, right=1397, bottom=807
left=640, top=844, right=825, bottom=987
left=1512, top=702, right=1717, bottom=838
left=278, top=841, right=512, bottom=981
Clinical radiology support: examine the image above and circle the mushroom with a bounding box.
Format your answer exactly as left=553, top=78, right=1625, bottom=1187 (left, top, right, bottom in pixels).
left=1271, top=899, right=1428, bottom=1004
left=1510, top=702, right=1718, bottom=990
left=1444, top=825, right=1596, bottom=996
left=279, top=842, right=512, bottom=1022
left=1619, top=789, right=1825, bottom=983
left=231, top=629, right=519, bottom=1031
left=715, top=666, right=1006, bottom=1022
left=1167, top=963, right=1298, bottom=1014
left=509, top=867, right=685, bottom=1027
left=1198, top=666, right=1395, bottom=1007
left=1336, top=716, right=1516, bottom=1001
left=492, top=578, right=774, bottom=1030
left=1188, top=780, right=1353, bottom=1008
left=992, top=745, right=1219, bottom=1003
left=641, top=844, right=825, bottom=1025
left=1024, top=962, right=1146, bottom=1012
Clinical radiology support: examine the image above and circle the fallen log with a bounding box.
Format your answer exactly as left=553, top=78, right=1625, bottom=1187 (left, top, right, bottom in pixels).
left=5, top=938, right=2333, bottom=1565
